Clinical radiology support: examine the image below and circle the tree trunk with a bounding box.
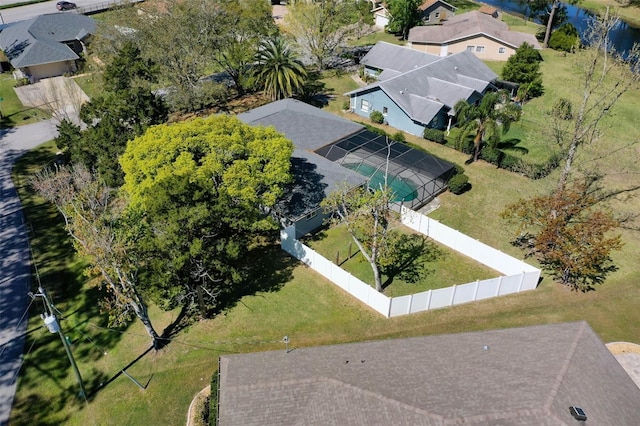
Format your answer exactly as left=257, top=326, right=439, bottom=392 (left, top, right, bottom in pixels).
left=473, top=128, right=483, bottom=162
left=129, top=296, right=162, bottom=349
left=543, top=0, right=559, bottom=48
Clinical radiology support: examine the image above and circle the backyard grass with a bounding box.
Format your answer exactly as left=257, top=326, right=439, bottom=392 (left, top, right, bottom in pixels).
left=9, top=41, right=640, bottom=425
left=349, top=31, right=404, bottom=46
left=320, top=71, right=360, bottom=114
left=72, top=72, right=104, bottom=100
left=0, top=75, right=50, bottom=127
left=306, top=224, right=497, bottom=297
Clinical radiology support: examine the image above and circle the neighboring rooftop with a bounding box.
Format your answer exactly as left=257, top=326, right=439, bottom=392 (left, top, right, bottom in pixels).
left=0, top=14, right=96, bottom=67
left=349, top=48, right=497, bottom=123
left=408, top=10, right=541, bottom=50
left=360, top=41, right=440, bottom=79
left=218, top=321, right=640, bottom=425
left=419, top=0, right=457, bottom=11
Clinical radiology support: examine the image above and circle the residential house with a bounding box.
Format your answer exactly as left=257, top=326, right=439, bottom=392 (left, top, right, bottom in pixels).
left=371, top=1, right=391, bottom=28
left=348, top=42, right=497, bottom=136
left=408, top=10, right=542, bottom=60
left=238, top=99, right=455, bottom=237
left=419, top=0, right=456, bottom=25
left=478, top=4, right=500, bottom=18
left=0, top=14, right=96, bottom=81
left=217, top=321, right=640, bottom=425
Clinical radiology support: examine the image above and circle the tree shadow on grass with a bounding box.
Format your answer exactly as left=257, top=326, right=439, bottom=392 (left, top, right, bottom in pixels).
left=215, top=243, right=298, bottom=315
left=381, top=235, right=444, bottom=290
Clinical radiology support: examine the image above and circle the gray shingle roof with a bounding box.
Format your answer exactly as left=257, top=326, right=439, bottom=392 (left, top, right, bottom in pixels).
left=347, top=47, right=497, bottom=124
left=238, top=99, right=364, bottom=152
left=218, top=322, right=640, bottom=425
left=0, top=14, right=96, bottom=68
left=238, top=99, right=367, bottom=218
left=408, top=10, right=542, bottom=50
left=360, top=41, right=440, bottom=74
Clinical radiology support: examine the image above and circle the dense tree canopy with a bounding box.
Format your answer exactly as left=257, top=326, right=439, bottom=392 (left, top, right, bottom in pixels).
left=56, top=43, right=167, bottom=187
left=211, top=0, right=278, bottom=95
left=285, top=0, right=362, bottom=69
left=120, top=115, right=294, bottom=315
left=387, top=0, right=422, bottom=40
left=501, top=43, right=544, bottom=101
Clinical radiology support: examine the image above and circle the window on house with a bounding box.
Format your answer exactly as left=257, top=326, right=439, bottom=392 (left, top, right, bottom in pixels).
left=435, top=12, right=440, bottom=18
left=382, top=106, right=388, bottom=115
left=498, top=47, right=506, bottom=54
left=361, top=99, right=370, bottom=112
left=425, top=14, right=430, bottom=21
left=305, top=210, right=317, bottom=221
left=466, top=45, right=475, bottom=52
left=476, top=46, right=485, bottom=53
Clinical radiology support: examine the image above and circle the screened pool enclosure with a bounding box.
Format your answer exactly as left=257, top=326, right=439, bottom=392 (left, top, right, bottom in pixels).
left=315, top=130, right=455, bottom=209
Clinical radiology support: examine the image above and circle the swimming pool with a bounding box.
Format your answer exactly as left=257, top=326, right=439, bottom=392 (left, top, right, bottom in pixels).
left=343, top=163, right=418, bottom=202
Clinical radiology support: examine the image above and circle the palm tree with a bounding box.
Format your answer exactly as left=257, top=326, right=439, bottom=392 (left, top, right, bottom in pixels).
left=254, top=37, right=307, bottom=101
left=454, top=91, right=522, bottom=163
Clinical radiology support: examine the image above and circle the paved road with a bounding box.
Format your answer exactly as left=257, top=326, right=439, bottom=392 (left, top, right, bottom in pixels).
left=0, top=119, right=58, bottom=426
left=0, top=0, right=130, bottom=24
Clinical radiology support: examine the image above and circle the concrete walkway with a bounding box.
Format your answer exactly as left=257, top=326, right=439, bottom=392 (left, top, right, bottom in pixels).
left=0, top=119, right=58, bottom=426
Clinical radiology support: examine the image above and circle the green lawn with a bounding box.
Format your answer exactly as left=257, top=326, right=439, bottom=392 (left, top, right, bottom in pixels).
left=72, top=73, right=104, bottom=100
left=320, top=71, right=360, bottom=114
left=9, top=39, right=640, bottom=425
left=0, top=75, right=50, bottom=127
left=306, top=224, right=497, bottom=297
left=350, top=31, right=404, bottom=47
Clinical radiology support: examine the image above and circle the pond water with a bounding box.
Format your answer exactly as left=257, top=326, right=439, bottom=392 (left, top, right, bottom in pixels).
left=480, top=0, right=640, bottom=56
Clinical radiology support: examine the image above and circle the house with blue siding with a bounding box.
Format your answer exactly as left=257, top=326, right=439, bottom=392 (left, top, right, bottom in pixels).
left=347, top=42, right=498, bottom=136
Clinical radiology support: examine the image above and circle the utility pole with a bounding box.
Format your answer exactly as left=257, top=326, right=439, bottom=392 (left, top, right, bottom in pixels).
left=31, top=286, right=88, bottom=404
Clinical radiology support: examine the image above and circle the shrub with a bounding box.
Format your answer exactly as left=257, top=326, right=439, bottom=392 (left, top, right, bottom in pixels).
left=357, top=121, right=389, bottom=137
left=209, top=372, right=218, bottom=426
left=549, top=24, right=579, bottom=52
left=480, top=147, right=502, bottom=166
left=370, top=110, right=384, bottom=124
left=551, top=98, right=573, bottom=120
left=448, top=173, right=470, bottom=195
left=342, top=100, right=350, bottom=111
left=423, top=128, right=445, bottom=143
left=392, top=131, right=405, bottom=142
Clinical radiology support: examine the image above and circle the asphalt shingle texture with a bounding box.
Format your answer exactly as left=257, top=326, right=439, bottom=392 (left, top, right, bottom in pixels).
left=0, top=13, right=96, bottom=68
left=218, top=322, right=640, bottom=425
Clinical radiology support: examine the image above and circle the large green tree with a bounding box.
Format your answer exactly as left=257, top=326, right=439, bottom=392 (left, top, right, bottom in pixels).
left=285, top=0, right=361, bottom=69
left=56, top=43, right=167, bottom=187
left=454, top=91, right=522, bottom=163
left=387, top=0, right=422, bottom=40
left=135, top=0, right=228, bottom=110
left=254, top=37, right=308, bottom=100
left=501, top=43, right=544, bottom=101
left=212, top=0, right=277, bottom=95
left=120, top=115, right=294, bottom=315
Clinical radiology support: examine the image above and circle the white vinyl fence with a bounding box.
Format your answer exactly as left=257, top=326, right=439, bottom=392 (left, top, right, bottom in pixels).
left=280, top=207, right=541, bottom=318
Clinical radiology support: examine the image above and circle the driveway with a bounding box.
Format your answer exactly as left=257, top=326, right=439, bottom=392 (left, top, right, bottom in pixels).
left=14, top=76, right=89, bottom=125
left=0, top=119, right=58, bottom=426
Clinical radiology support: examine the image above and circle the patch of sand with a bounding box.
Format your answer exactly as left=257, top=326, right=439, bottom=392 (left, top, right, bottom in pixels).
left=607, top=342, right=640, bottom=355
